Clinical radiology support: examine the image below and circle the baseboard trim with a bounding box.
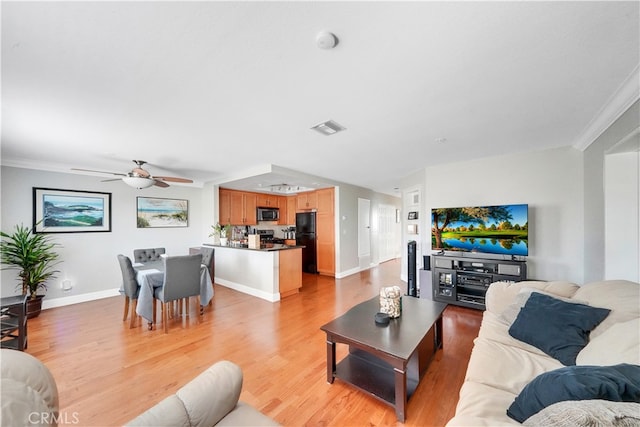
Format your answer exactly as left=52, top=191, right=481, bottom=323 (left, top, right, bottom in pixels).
left=42, top=288, right=121, bottom=310
left=214, top=278, right=280, bottom=302
left=335, top=262, right=379, bottom=279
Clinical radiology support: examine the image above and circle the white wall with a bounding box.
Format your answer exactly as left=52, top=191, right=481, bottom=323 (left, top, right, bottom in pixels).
left=604, top=151, right=640, bottom=281
left=584, top=100, right=640, bottom=282
left=423, top=146, right=584, bottom=283
left=1, top=166, right=206, bottom=308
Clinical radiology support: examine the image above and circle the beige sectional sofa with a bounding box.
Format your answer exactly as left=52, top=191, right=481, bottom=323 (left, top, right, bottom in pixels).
left=0, top=350, right=278, bottom=427
left=447, top=279, right=640, bottom=426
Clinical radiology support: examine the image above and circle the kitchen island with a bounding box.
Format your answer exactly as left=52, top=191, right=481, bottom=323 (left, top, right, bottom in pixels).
left=204, top=244, right=302, bottom=302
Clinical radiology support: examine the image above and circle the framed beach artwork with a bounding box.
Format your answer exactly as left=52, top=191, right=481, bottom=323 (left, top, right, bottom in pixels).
left=137, top=197, right=188, bottom=228
left=33, top=188, right=112, bottom=233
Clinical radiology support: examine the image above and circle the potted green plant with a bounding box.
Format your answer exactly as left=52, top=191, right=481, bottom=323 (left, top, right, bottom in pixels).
left=0, top=223, right=61, bottom=318
left=209, top=222, right=231, bottom=246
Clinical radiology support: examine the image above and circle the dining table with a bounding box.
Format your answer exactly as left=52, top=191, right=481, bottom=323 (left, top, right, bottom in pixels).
left=133, top=260, right=214, bottom=324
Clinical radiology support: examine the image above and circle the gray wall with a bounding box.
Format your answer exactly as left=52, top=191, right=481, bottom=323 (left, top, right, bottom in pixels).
left=395, top=100, right=640, bottom=285
left=336, top=183, right=402, bottom=276
left=584, top=100, right=640, bottom=283
left=422, top=146, right=584, bottom=283
left=1, top=166, right=205, bottom=308
left=1, top=166, right=400, bottom=306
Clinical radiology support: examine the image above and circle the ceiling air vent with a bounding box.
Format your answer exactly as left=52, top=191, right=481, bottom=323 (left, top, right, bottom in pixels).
left=310, top=120, right=346, bottom=136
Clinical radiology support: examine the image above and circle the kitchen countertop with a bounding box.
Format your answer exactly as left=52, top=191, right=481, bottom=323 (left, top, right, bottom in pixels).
left=203, top=243, right=303, bottom=252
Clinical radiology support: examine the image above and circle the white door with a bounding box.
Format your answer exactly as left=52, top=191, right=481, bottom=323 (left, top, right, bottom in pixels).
left=378, top=204, right=397, bottom=263
left=358, top=198, right=371, bottom=265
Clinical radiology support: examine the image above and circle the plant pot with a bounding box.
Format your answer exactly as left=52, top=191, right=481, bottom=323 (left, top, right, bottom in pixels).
left=220, top=237, right=228, bottom=246
left=26, top=295, right=44, bottom=319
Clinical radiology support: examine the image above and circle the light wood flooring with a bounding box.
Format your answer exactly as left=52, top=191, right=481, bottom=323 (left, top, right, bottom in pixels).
left=25, top=258, right=482, bottom=426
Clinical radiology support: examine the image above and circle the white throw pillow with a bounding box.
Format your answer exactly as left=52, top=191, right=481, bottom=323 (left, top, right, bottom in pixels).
left=576, top=318, right=640, bottom=366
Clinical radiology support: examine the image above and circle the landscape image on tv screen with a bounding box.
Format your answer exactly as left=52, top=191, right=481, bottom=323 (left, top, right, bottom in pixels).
left=431, top=204, right=528, bottom=256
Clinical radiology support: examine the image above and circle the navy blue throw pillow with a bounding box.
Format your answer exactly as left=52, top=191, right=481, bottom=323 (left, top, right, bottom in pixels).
left=508, top=292, right=610, bottom=366
left=507, top=364, right=640, bottom=423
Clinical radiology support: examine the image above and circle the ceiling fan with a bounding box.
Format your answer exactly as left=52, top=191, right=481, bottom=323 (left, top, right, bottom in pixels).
left=72, top=160, right=193, bottom=189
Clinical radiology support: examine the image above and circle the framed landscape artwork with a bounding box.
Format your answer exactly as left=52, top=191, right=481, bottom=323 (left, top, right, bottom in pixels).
left=33, top=188, right=112, bottom=233
left=137, top=197, right=188, bottom=228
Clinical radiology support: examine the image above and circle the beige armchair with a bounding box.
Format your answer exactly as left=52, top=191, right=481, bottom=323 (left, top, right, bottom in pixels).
left=126, top=360, right=279, bottom=427
left=0, top=349, right=59, bottom=427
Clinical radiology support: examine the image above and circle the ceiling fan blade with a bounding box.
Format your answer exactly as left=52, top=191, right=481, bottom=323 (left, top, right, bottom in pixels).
left=101, top=178, right=122, bottom=182
left=154, top=176, right=193, bottom=183
left=153, top=179, right=170, bottom=188
left=71, top=167, right=126, bottom=176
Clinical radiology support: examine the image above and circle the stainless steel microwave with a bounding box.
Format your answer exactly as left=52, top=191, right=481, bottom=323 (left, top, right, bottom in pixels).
left=257, top=207, right=279, bottom=221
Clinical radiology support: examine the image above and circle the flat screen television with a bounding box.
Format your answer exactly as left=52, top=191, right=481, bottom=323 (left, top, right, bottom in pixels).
left=431, top=204, right=528, bottom=256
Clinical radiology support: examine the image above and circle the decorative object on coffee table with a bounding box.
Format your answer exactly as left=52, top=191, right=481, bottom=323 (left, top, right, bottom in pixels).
left=374, top=312, right=390, bottom=326
left=379, top=286, right=402, bottom=318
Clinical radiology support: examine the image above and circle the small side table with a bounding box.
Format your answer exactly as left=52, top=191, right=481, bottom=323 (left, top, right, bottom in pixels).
left=1, top=295, right=28, bottom=351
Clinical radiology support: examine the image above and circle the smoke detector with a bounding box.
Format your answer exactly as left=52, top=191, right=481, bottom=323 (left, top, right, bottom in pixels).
left=316, top=31, right=338, bottom=49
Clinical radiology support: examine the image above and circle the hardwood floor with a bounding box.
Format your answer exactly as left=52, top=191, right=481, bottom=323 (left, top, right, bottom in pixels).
left=25, top=259, right=482, bottom=426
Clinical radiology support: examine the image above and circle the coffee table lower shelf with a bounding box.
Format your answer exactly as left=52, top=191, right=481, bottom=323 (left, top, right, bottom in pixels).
left=335, top=348, right=420, bottom=406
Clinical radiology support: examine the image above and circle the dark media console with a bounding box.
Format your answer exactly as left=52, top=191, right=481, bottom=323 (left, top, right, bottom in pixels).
left=431, top=254, right=527, bottom=310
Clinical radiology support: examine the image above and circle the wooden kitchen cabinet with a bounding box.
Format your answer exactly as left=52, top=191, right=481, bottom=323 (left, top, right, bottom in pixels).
left=316, top=213, right=335, bottom=275
left=286, top=197, right=297, bottom=225
left=219, top=188, right=232, bottom=225
left=316, top=187, right=334, bottom=212
left=220, top=189, right=257, bottom=225
left=316, top=188, right=335, bottom=276
left=296, top=191, right=317, bottom=210
left=277, top=196, right=288, bottom=225
left=256, top=194, right=280, bottom=207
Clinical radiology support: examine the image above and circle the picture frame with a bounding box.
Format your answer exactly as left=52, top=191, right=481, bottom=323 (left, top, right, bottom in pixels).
left=33, top=187, right=112, bottom=233
left=407, top=224, right=418, bottom=234
left=408, top=211, right=419, bottom=220
left=137, top=196, right=188, bottom=228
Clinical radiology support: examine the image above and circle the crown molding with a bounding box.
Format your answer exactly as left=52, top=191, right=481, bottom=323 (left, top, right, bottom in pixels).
left=573, top=64, right=640, bottom=151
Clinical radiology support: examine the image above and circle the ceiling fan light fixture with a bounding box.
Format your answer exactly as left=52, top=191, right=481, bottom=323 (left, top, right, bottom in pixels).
left=122, top=176, right=154, bottom=189
left=311, top=120, right=346, bottom=136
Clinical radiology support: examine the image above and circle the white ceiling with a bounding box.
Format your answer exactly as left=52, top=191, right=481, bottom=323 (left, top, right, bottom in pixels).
left=2, top=1, right=639, bottom=196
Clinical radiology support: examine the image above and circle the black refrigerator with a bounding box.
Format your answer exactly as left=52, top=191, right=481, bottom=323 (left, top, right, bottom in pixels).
left=296, top=212, right=317, bottom=273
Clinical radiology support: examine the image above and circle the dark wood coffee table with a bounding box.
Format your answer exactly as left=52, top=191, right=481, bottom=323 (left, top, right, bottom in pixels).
left=320, top=296, right=447, bottom=422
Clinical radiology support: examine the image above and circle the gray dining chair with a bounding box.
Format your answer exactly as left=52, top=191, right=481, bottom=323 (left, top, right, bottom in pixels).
left=118, top=254, right=140, bottom=328
left=133, top=247, right=166, bottom=263
left=153, top=253, right=203, bottom=333
left=200, top=246, right=215, bottom=307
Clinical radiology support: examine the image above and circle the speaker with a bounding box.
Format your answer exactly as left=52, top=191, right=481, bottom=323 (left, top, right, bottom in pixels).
left=423, top=255, right=431, bottom=271
left=407, top=241, right=417, bottom=297
left=498, top=264, right=521, bottom=276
